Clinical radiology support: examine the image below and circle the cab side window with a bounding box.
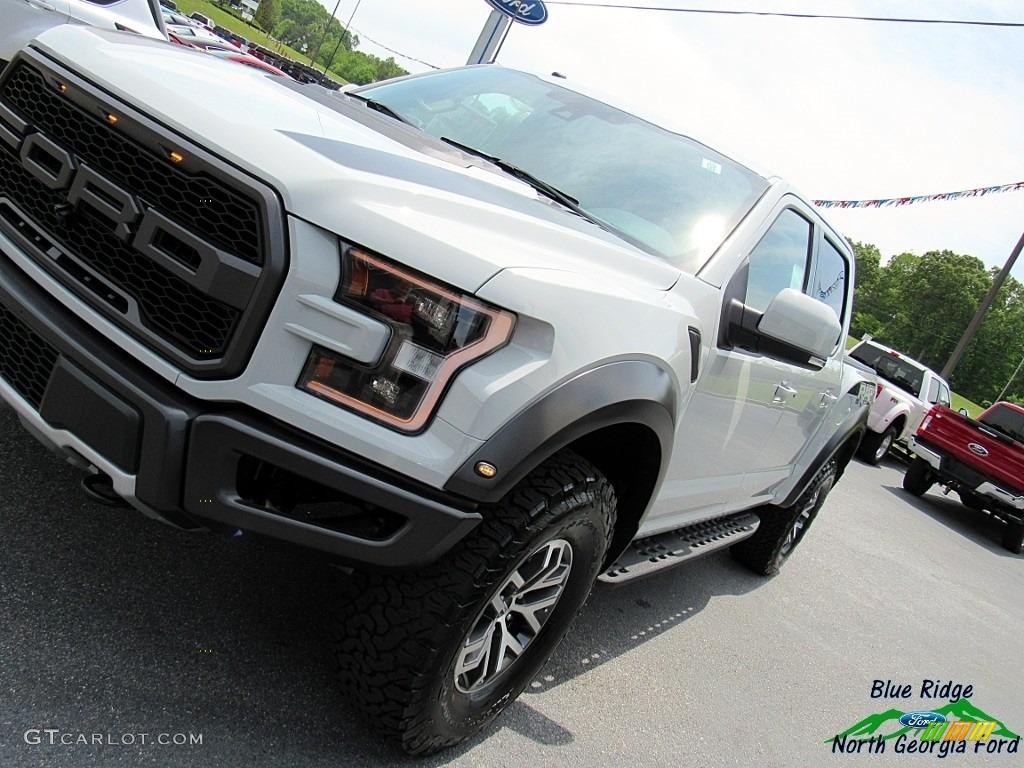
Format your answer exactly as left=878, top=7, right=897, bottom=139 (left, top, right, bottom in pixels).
left=925, top=379, right=952, bottom=407
left=745, top=209, right=813, bottom=313
left=937, top=382, right=951, bottom=408
left=811, top=237, right=848, bottom=322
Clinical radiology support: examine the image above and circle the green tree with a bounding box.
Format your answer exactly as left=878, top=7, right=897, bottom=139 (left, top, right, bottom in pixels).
left=847, top=239, right=884, bottom=339
left=253, top=0, right=281, bottom=35
left=846, top=243, right=1024, bottom=402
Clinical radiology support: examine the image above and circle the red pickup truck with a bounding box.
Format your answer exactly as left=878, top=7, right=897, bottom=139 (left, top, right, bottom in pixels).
left=903, top=402, right=1024, bottom=553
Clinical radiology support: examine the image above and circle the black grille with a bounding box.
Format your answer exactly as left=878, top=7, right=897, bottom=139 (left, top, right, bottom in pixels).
left=0, top=300, right=58, bottom=409
left=2, top=63, right=263, bottom=265
left=0, top=155, right=239, bottom=356
left=0, top=57, right=286, bottom=377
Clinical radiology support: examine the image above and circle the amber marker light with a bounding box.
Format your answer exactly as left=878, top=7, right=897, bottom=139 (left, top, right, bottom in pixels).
left=105, top=113, right=119, bottom=125
left=474, top=462, right=498, bottom=479
left=168, top=150, right=185, bottom=164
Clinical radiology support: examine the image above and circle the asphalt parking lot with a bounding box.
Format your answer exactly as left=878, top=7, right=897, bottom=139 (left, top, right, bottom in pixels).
left=1, top=404, right=1021, bottom=768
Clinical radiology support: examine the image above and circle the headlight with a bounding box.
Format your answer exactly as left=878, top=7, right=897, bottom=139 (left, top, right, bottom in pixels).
left=298, top=245, right=516, bottom=433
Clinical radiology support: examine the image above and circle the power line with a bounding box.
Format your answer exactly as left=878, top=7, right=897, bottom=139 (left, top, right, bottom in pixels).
left=349, top=26, right=441, bottom=69
left=544, top=2, right=1024, bottom=28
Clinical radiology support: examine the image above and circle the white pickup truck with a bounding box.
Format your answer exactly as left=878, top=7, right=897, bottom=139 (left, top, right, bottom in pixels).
left=0, top=25, right=875, bottom=753
left=848, top=338, right=951, bottom=464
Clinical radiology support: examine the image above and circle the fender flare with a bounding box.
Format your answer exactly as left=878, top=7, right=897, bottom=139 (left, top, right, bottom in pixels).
left=444, top=359, right=677, bottom=504
left=778, top=402, right=869, bottom=508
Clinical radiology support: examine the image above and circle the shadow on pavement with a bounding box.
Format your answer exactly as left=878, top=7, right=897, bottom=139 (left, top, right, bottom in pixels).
left=882, top=483, right=1021, bottom=557
left=0, top=406, right=768, bottom=766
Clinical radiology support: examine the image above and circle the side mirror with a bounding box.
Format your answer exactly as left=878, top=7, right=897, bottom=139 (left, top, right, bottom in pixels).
left=759, top=289, right=843, bottom=361
left=724, top=288, right=841, bottom=369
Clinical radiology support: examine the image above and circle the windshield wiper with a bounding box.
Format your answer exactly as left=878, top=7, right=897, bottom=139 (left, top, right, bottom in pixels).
left=345, top=93, right=412, bottom=125
left=440, top=136, right=586, bottom=214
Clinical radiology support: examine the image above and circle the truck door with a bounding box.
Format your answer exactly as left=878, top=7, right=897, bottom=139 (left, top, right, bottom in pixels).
left=650, top=206, right=823, bottom=525
left=744, top=226, right=848, bottom=492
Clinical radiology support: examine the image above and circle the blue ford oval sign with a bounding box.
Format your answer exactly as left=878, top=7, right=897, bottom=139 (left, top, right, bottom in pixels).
left=484, top=0, right=548, bottom=25
left=899, top=711, right=947, bottom=729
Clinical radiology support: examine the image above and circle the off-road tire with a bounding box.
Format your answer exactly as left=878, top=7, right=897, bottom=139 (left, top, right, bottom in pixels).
left=730, top=459, right=837, bottom=577
left=902, top=457, right=933, bottom=496
left=1001, top=521, right=1024, bottom=554
left=858, top=426, right=896, bottom=465
left=331, top=451, right=615, bottom=755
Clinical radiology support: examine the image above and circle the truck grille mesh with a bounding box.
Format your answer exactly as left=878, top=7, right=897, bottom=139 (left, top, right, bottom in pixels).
left=0, top=59, right=286, bottom=377
left=0, top=300, right=58, bottom=409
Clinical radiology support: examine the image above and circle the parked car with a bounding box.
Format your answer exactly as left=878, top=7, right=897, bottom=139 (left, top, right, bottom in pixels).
left=188, top=11, right=213, bottom=29
left=0, top=0, right=165, bottom=70
left=905, top=402, right=1024, bottom=553
left=0, top=26, right=874, bottom=754
left=159, top=0, right=177, bottom=10
left=848, top=338, right=951, bottom=464
left=162, top=9, right=199, bottom=27
left=205, top=49, right=293, bottom=77
left=165, top=23, right=233, bottom=49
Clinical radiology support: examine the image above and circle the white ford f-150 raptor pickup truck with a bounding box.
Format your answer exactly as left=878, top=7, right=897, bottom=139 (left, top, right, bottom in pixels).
left=0, top=26, right=874, bottom=754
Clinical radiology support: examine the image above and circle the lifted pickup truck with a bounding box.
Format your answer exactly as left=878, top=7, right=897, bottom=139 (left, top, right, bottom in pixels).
left=848, top=338, right=951, bottom=464
left=905, top=403, right=1024, bottom=553
left=0, top=27, right=873, bottom=753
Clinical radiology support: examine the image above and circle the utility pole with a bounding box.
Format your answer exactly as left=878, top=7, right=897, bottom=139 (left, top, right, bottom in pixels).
left=940, top=227, right=1024, bottom=381
left=320, top=0, right=362, bottom=84
left=996, top=352, right=1024, bottom=402
left=310, top=0, right=342, bottom=68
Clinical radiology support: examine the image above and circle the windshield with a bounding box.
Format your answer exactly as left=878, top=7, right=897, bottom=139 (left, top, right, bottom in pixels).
left=357, top=67, right=767, bottom=273
left=849, top=343, right=925, bottom=398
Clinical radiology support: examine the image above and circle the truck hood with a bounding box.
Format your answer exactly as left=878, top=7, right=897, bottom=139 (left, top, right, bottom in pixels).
left=28, top=26, right=681, bottom=293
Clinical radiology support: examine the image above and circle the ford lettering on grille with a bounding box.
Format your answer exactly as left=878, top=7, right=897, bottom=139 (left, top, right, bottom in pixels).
left=0, top=57, right=285, bottom=378
left=13, top=127, right=258, bottom=310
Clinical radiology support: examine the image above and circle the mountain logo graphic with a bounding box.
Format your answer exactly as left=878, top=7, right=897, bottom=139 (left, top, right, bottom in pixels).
left=829, top=699, right=1020, bottom=743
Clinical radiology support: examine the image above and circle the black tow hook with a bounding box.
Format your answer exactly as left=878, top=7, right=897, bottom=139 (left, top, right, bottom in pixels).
left=81, top=473, right=131, bottom=508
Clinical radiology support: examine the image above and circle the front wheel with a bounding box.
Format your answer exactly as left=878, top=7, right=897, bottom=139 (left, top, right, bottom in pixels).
left=902, top=457, right=933, bottom=496
left=331, top=451, right=615, bottom=755
left=731, top=459, right=837, bottom=576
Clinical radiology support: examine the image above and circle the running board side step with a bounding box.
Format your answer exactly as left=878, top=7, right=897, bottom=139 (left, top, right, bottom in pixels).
left=599, top=512, right=760, bottom=585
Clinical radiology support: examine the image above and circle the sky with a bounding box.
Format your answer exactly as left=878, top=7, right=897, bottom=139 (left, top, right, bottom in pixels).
left=319, top=0, right=1024, bottom=276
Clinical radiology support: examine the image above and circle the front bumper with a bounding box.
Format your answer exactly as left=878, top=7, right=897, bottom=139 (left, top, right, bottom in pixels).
left=0, top=250, right=481, bottom=569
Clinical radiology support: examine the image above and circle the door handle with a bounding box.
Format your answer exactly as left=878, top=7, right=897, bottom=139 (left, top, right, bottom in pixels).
left=773, top=382, right=798, bottom=404
left=819, top=391, right=838, bottom=409
left=25, top=0, right=58, bottom=10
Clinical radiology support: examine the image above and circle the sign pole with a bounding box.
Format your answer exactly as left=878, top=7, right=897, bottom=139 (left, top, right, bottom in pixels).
left=468, top=9, right=512, bottom=64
